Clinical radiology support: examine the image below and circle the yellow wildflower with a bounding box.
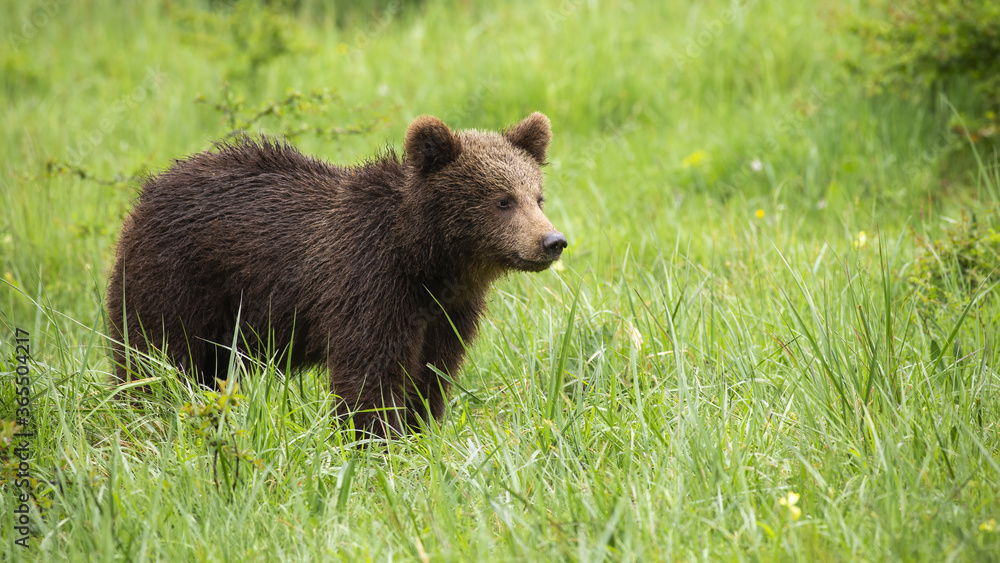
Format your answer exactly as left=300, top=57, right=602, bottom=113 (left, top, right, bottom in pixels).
left=778, top=491, right=801, bottom=521
left=756, top=209, right=765, bottom=219
left=981, top=518, right=997, bottom=532
left=681, top=150, right=707, bottom=169
left=854, top=231, right=867, bottom=249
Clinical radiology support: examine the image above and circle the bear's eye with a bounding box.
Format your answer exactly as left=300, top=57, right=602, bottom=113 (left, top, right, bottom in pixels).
left=537, top=197, right=545, bottom=208
left=498, top=197, right=513, bottom=209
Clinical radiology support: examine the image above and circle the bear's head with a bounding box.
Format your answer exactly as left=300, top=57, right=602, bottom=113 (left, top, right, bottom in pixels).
left=404, top=112, right=567, bottom=279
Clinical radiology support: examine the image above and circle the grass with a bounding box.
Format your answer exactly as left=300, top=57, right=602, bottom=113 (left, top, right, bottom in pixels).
left=2, top=0, right=999, bottom=560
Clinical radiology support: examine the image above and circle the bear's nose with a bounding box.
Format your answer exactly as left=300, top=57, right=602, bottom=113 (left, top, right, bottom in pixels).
left=542, top=231, right=567, bottom=258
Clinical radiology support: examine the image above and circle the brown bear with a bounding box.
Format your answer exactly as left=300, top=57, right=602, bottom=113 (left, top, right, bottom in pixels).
left=106, top=112, right=566, bottom=438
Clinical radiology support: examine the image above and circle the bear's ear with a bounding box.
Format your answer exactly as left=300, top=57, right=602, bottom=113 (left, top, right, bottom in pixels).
left=405, top=116, right=462, bottom=176
left=505, top=112, right=551, bottom=164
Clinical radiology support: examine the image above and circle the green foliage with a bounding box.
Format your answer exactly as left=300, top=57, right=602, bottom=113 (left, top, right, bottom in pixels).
left=38, top=84, right=395, bottom=188
left=910, top=209, right=1000, bottom=316
left=851, top=0, right=1000, bottom=143
left=0, top=51, right=48, bottom=98
left=171, top=0, right=309, bottom=80
left=0, top=419, right=24, bottom=486
left=195, top=82, right=395, bottom=139
left=181, top=378, right=263, bottom=493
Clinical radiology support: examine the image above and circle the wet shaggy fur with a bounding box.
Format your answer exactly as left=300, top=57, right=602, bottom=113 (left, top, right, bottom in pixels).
left=106, top=113, right=566, bottom=438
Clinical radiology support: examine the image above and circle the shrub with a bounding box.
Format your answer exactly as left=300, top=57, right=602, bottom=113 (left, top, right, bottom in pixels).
left=850, top=0, right=1000, bottom=144
left=910, top=208, right=1000, bottom=320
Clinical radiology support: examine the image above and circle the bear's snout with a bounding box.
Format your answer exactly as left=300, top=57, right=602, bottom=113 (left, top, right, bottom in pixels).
left=542, top=231, right=568, bottom=259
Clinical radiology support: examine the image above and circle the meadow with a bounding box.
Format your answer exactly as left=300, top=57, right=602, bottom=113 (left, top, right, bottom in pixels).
left=2, top=0, right=999, bottom=560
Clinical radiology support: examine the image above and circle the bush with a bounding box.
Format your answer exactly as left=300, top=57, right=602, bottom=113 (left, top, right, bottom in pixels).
left=910, top=208, right=1000, bottom=321
left=851, top=0, right=1000, bottom=144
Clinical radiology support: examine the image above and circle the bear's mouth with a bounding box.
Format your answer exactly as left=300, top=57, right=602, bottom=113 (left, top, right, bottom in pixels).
left=510, top=256, right=557, bottom=272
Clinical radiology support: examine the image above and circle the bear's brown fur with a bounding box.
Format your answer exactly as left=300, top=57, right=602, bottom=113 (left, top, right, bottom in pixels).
left=106, top=113, right=566, bottom=438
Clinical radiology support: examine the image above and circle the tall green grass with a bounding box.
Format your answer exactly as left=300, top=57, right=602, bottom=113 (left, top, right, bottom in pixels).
left=2, top=0, right=998, bottom=560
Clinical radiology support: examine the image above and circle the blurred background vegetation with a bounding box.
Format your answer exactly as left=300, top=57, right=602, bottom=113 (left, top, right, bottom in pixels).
left=2, top=0, right=997, bottom=321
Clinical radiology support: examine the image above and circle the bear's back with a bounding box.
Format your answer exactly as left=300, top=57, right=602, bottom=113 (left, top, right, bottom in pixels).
left=127, top=136, right=404, bottom=259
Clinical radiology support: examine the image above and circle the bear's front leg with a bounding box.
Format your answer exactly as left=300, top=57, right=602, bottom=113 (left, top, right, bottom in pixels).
left=327, top=321, right=425, bottom=440
left=330, top=364, right=407, bottom=440
left=404, top=296, right=485, bottom=429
